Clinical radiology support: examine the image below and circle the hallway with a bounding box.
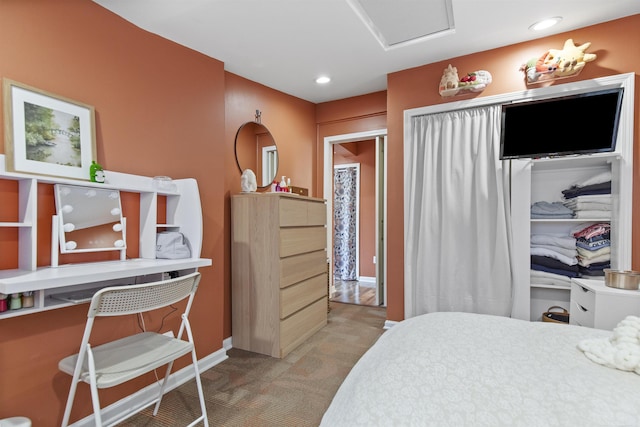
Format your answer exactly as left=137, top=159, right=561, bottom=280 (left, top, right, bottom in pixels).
left=330, top=279, right=378, bottom=306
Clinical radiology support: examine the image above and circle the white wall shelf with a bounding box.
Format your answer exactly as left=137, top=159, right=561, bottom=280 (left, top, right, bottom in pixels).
left=0, top=154, right=211, bottom=318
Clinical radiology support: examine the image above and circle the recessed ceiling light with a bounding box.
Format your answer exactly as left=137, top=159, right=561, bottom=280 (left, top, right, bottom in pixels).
left=529, top=16, right=562, bottom=31
left=315, top=76, right=331, bottom=84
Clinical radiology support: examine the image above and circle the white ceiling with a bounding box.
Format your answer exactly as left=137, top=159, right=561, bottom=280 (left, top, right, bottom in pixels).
left=93, top=0, right=640, bottom=104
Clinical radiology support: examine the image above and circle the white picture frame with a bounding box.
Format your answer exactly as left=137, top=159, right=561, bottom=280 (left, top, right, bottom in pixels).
left=3, top=78, right=96, bottom=180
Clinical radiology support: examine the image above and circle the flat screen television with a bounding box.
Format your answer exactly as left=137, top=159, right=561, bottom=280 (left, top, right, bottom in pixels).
left=499, top=87, right=624, bottom=160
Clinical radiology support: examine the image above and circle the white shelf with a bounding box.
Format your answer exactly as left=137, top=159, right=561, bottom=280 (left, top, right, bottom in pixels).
left=0, top=258, right=211, bottom=295
left=0, top=155, right=210, bottom=318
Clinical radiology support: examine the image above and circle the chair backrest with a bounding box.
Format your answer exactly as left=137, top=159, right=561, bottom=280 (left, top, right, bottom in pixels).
left=87, top=272, right=201, bottom=318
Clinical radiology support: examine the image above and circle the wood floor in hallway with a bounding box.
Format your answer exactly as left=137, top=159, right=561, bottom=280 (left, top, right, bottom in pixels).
left=330, top=279, right=378, bottom=306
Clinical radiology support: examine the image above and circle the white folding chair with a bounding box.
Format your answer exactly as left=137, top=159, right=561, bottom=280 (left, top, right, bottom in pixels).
left=58, top=272, right=209, bottom=427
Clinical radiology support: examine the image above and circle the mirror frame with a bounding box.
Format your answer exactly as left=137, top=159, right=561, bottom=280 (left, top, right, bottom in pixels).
left=234, top=121, right=278, bottom=188
left=54, top=184, right=126, bottom=254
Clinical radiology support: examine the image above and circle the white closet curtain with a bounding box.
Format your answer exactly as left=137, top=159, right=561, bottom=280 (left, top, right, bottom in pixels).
left=404, top=105, right=513, bottom=318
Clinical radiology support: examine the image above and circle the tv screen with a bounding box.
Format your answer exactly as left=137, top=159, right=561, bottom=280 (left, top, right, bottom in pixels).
left=499, top=87, right=624, bottom=160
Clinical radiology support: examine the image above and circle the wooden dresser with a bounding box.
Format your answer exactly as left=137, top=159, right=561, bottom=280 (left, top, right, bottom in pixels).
left=231, top=192, right=328, bottom=358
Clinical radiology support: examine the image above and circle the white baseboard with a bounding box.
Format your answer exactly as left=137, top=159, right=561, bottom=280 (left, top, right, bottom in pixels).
left=358, top=276, right=376, bottom=284
left=70, top=345, right=229, bottom=427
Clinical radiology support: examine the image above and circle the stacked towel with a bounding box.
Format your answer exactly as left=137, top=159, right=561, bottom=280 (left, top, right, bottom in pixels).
left=572, top=223, right=611, bottom=276
left=562, top=172, right=612, bottom=219
left=578, top=315, right=640, bottom=375
left=530, top=269, right=572, bottom=287
left=530, top=233, right=578, bottom=280
left=530, top=201, right=574, bottom=219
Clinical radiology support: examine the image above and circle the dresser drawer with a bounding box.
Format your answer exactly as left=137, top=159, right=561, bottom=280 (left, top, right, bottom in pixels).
left=280, top=273, right=327, bottom=318
left=280, top=297, right=327, bottom=357
left=280, top=198, right=326, bottom=227
left=280, top=250, right=327, bottom=288
left=570, top=300, right=594, bottom=327
left=571, top=282, right=595, bottom=312
left=280, top=226, right=326, bottom=257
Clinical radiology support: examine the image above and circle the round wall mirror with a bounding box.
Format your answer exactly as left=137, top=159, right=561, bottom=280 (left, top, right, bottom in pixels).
left=234, top=121, right=278, bottom=188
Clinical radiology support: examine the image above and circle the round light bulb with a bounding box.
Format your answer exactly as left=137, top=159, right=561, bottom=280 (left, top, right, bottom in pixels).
left=110, top=207, right=121, bottom=216
left=62, top=204, right=74, bottom=213
left=112, top=223, right=123, bottom=232
left=114, top=239, right=125, bottom=247
left=63, top=223, right=75, bottom=232
left=65, top=241, right=77, bottom=250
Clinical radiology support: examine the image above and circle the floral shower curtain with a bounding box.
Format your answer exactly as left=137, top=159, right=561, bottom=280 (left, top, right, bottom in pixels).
left=333, top=166, right=358, bottom=280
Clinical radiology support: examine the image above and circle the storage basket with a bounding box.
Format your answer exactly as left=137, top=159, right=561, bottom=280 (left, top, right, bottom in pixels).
left=542, top=306, right=569, bottom=324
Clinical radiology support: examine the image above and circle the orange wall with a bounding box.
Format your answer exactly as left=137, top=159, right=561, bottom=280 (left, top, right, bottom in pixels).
left=384, top=15, right=640, bottom=321
left=224, top=72, right=316, bottom=337
left=0, top=0, right=228, bottom=423
left=334, top=140, right=377, bottom=277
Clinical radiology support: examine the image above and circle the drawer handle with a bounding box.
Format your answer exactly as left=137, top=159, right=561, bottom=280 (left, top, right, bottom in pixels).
left=580, top=286, right=589, bottom=293
left=577, top=304, right=588, bottom=313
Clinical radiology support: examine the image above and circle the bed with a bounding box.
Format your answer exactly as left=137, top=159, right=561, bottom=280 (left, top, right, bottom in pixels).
left=320, top=312, right=640, bottom=427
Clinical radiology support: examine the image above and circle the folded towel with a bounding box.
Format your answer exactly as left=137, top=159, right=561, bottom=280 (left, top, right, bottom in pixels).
left=563, top=200, right=612, bottom=211
left=564, top=194, right=612, bottom=204
left=571, top=171, right=613, bottom=188
left=572, top=210, right=611, bottom=220
left=572, top=223, right=611, bottom=239
left=578, top=315, right=640, bottom=375
left=576, top=237, right=610, bottom=251
left=531, top=244, right=577, bottom=258
left=530, top=234, right=577, bottom=250
left=530, top=247, right=577, bottom=266
left=530, top=269, right=572, bottom=286
left=578, top=253, right=611, bottom=267
left=577, top=245, right=611, bottom=259
left=530, top=201, right=574, bottom=218
left=562, top=181, right=611, bottom=199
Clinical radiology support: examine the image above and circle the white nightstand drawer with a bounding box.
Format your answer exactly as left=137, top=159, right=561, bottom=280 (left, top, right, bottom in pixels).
left=571, top=300, right=594, bottom=327
left=571, top=282, right=595, bottom=311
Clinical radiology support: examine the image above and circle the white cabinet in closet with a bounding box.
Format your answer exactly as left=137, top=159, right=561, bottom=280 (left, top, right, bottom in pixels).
left=511, top=153, right=632, bottom=322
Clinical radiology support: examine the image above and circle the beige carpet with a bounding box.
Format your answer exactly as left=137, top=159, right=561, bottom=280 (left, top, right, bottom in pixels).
left=118, top=302, right=386, bottom=426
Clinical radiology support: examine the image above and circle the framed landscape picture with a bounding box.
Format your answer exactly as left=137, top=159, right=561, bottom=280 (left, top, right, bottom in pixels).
left=3, top=79, right=96, bottom=180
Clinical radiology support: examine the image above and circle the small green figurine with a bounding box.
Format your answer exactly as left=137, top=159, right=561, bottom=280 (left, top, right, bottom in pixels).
left=90, top=160, right=106, bottom=183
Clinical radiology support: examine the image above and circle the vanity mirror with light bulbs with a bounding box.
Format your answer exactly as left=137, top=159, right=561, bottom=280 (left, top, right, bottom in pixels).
left=234, top=120, right=278, bottom=188
left=52, top=184, right=126, bottom=264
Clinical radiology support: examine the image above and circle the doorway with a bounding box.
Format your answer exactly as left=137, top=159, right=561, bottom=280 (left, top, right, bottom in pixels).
left=324, top=129, right=387, bottom=306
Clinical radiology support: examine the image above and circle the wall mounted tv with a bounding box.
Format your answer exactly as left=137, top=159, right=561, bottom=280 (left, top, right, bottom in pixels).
left=499, top=87, right=624, bottom=160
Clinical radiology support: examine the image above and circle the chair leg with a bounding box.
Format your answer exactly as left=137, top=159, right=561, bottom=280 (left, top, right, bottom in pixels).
left=152, top=359, right=175, bottom=416
left=86, top=344, right=103, bottom=427
left=61, top=352, right=88, bottom=427
left=184, top=316, right=209, bottom=427
left=190, top=347, right=209, bottom=427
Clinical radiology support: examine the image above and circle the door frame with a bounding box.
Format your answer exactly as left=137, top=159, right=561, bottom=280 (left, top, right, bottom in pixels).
left=324, top=129, right=387, bottom=305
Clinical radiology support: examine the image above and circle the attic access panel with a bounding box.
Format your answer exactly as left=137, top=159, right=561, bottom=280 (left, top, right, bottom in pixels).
left=347, top=0, right=455, bottom=50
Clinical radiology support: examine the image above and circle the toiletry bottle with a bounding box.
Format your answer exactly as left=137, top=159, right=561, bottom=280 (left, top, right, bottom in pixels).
left=271, top=180, right=278, bottom=192
left=275, top=180, right=281, bottom=192
left=0, top=293, right=7, bottom=312
left=22, top=291, right=34, bottom=308
left=287, top=178, right=292, bottom=193
left=9, top=293, right=21, bottom=310
left=280, top=176, right=287, bottom=192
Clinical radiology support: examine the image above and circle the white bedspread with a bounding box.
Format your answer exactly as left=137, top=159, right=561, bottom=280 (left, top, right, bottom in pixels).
left=320, top=312, right=640, bottom=427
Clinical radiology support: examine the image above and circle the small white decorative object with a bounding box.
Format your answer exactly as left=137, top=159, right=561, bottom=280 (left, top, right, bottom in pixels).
left=241, top=169, right=257, bottom=193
